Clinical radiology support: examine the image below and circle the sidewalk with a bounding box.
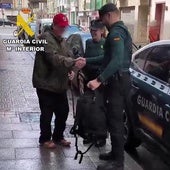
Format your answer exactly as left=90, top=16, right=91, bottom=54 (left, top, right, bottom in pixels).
left=0, top=32, right=143, bottom=170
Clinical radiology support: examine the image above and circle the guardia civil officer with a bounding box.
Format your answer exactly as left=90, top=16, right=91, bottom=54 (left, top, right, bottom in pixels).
left=83, top=19, right=105, bottom=88
left=87, top=3, right=133, bottom=170
left=82, top=19, right=106, bottom=147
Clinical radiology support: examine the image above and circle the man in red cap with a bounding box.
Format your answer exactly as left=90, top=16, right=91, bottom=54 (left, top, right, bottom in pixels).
left=32, top=13, right=84, bottom=148
left=52, top=13, right=69, bottom=36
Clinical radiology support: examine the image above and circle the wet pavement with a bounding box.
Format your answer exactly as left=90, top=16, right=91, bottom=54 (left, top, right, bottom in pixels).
left=0, top=26, right=169, bottom=170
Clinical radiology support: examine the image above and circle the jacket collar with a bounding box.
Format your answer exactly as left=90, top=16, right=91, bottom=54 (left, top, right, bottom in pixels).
left=49, top=28, right=64, bottom=42
left=108, top=21, right=124, bottom=31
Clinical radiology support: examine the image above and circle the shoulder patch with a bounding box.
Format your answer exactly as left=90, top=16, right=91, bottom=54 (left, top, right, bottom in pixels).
left=114, top=37, right=120, bottom=41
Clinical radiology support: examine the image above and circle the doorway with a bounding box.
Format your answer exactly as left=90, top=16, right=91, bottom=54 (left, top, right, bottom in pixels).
left=155, top=3, right=165, bottom=39
left=149, top=3, right=165, bottom=42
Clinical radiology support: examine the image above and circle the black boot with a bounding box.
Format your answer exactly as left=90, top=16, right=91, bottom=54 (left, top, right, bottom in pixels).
left=97, top=161, right=123, bottom=170
left=99, top=151, right=114, bottom=161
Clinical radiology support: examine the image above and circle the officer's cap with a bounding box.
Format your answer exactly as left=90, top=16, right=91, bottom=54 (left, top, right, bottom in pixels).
left=90, top=19, right=105, bottom=30
left=99, top=3, right=118, bottom=17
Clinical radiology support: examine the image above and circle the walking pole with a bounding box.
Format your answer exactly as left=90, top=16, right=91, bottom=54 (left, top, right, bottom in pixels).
left=70, top=82, right=76, bottom=119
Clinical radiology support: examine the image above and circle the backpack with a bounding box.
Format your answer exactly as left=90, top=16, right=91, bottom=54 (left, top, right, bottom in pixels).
left=70, top=90, right=107, bottom=163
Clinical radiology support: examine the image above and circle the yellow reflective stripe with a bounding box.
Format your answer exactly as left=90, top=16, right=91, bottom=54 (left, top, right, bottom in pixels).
left=138, top=113, right=163, bottom=138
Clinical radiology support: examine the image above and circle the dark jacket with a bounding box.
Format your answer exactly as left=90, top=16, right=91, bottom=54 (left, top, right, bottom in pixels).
left=32, top=28, right=75, bottom=93
left=97, top=21, right=132, bottom=83
left=83, top=38, right=105, bottom=81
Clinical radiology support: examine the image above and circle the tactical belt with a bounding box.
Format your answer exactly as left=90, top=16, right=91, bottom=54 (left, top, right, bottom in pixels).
left=103, top=69, right=130, bottom=85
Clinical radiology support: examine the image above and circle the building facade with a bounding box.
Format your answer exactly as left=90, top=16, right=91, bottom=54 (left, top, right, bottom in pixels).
left=0, top=0, right=29, bottom=21
left=47, top=0, right=57, bottom=18
left=1, top=0, right=168, bottom=43
left=28, top=0, right=47, bottom=19
left=117, top=0, right=150, bottom=45
left=117, top=0, right=170, bottom=43
left=45, top=0, right=151, bottom=43
left=150, top=0, right=170, bottom=41
left=73, top=0, right=115, bottom=30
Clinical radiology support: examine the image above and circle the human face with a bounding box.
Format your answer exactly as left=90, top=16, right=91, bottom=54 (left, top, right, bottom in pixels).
left=53, top=24, right=67, bottom=37
left=90, top=28, right=103, bottom=42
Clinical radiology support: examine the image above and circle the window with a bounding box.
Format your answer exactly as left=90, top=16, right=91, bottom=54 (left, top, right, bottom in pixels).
left=144, top=45, right=170, bottom=83
left=133, top=47, right=153, bottom=70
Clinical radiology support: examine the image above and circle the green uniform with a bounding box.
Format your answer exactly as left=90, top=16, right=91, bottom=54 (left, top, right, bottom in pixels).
left=83, top=38, right=105, bottom=81
left=97, top=21, right=132, bottom=168
left=97, top=21, right=132, bottom=82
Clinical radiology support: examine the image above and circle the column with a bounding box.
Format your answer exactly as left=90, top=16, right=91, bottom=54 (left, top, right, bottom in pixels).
left=136, top=5, right=149, bottom=44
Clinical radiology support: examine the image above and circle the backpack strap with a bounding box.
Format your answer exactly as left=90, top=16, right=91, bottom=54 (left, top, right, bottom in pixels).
left=70, top=82, right=76, bottom=118
left=74, top=133, right=94, bottom=164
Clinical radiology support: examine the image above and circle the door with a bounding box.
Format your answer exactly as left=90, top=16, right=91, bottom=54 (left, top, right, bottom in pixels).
left=149, top=3, right=165, bottom=42
left=131, top=45, right=170, bottom=150
left=155, top=3, right=165, bottom=40
left=143, top=45, right=170, bottom=148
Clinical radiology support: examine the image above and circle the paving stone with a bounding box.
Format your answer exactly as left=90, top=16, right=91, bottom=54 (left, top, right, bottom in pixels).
left=10, top=117, right=20, bottom=123
left=0, top=139, right=38, bottom=148
left=4, top=111, right=16, bottom=115
left=31, top=123, right=40, bottom=130
left=39, top=147, right=65, bottom=161
left=13, top=130, right=39, bottom=139
left=19, top=112, right=40, bottom=123
left=64, top=137, right=83, bottom=147
left=89, top=155, right=107, bottom=164
left=0, top=114, right=18, bottom=118
left=93, top=161, right=133, bottom=170
left=125, top=152, right=143, bottom=170
left=40, top=159, right=64, bottom=170
left=0, top=117, right=11, bottom=123
left=0, top=123, right=32, bottom=131
left=0, top=160, right=16, bottom=170
left=62, top=146, right=88, bottom=158
left=0, top=160, right=43, bottom=170
left=0, top=149, right=15, bottom=160
left=90, top=152, right=143, bottom=170
left=58, top=157, right=96, bottom=170
left=16, top=147, right=64, bottom=160
left=0, top=131, right=13, bottom=139
left=41, top=156, right=96, bottom=170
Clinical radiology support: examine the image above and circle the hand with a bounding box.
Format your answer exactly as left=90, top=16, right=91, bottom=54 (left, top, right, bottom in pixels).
left=68, top=71, right=75, bottom=81
left=87, top=79, right=101, bottom=90
left=75, top=57, right=86, bottom=69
